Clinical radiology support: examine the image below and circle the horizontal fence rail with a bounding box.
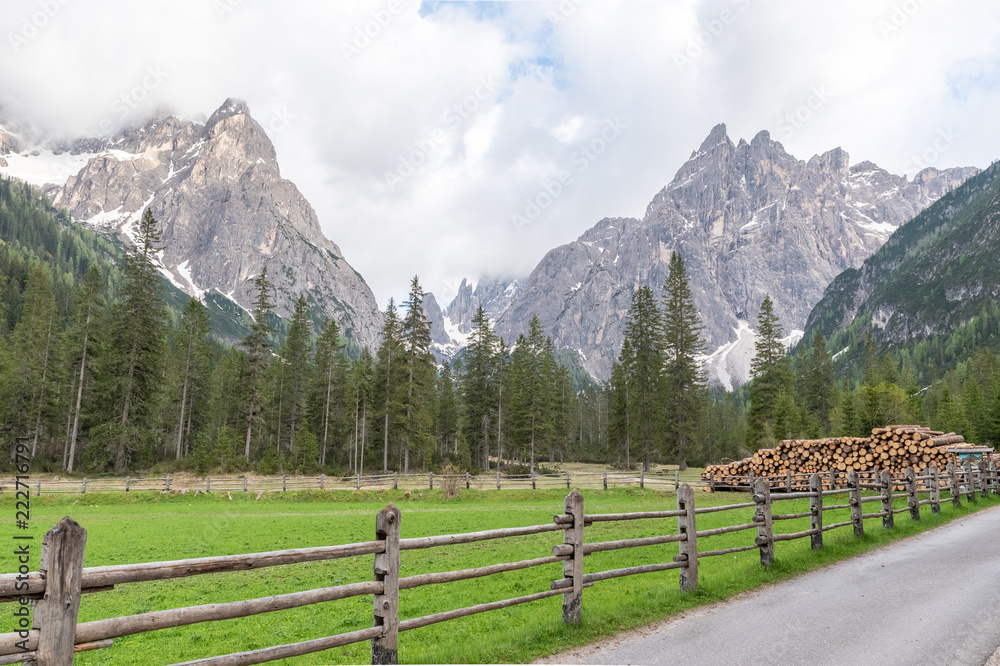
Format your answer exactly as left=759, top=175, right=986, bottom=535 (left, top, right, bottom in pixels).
left=0, top=469, right=708, bottom=496
left=1, top=460, right=996, bottom=665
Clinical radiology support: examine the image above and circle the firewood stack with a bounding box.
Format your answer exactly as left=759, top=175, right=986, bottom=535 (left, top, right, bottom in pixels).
left=704, top=425, right=965, bottom=487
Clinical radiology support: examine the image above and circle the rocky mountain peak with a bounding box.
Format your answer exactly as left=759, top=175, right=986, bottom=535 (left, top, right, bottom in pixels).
left=0, top=99, right=381, bottom=347
left=208, top=98, right=251, bottom=125
left=493, top=124, right=980, bottom=386
left=812, top=147, right=851, bottom=179
left=698, top=122, right=731, bottom=153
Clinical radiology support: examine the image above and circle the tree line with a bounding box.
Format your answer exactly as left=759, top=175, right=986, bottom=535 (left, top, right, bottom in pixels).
left=0, top=208, right=607, bottom=475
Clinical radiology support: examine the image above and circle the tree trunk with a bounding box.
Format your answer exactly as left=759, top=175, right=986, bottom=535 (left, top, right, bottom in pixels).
left=176, top=373, right=189, bottom=460
left=321, top=363, right=333, bottom=467
left=360, top=401, right=366, bottom=477
left=184, top=391, right=194, bottom=456
left=31, top=314, right=54, bottom=457
left=116, top=339, right=138, bottom=474
left=383, top=412, right=389, bottom=472
left=67, top=332, right=87, bottom=474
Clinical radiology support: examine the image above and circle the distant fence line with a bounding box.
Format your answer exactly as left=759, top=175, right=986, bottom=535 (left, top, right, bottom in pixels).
left=1, top=461, right=996, bottom=664
left=0, top=470, right=707, bottom=496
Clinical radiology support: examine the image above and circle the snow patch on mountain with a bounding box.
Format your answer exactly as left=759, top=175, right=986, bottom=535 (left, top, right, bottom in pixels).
left=0, top=150, right=98, bottom=187
left=700, top=320, right=755, bottom=392
left=700, top=322, right=804, bottom=391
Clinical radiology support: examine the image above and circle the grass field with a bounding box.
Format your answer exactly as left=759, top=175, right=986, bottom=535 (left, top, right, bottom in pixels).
left=3, top=486, right=998, bottom=664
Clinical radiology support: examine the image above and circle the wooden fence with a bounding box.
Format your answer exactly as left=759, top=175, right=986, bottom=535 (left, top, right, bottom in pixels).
left=0, top=469, right=706, bottom=496
left=1, top=460, right=996, bottom=665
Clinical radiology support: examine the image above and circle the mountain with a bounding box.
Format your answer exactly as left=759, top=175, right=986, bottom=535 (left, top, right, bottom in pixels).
left=423, top=277, right=522, bottom=361
left=803, top=162, right=1000, bottom=372
left=0, top=99, right=382, bottom=347
left=492, top=124, right=978, bottom=387
left=443, top=277, right=522, bottom=335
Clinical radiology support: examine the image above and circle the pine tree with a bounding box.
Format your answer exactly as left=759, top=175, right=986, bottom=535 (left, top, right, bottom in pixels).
left=746, top=294, right=788, bottom=449
left=64, top=265, right=106, bottom=473
left=661, top=252, right=706, bottom=471
left=349, top=348, right=374, bottom=474
left=460, top=306, right=498, bottom=470
left=496, top=337, right=510, bottom=466
left=240, top=267, right=275, bottom=458
left=619, top=286, right=664, bottom=472
left=436, top=361, right=458, bottom=459
left=399, top=277, right=435, bottom=472
left=173, top=298, right=210, bottom=460
left=4, top=265, right=57, bottom=456
left=99, top=208, right=168, bottom=473
left=609, top=358, right=631, bottom=469
left=799, top=331, right=834, bottom=432
left=312, top=317, right=345, bottom=467
left=280, top=295, right=313, bottom=454
left=507, top=316, right=556, bottom=473
left=375, top=299, right=404, bottom=472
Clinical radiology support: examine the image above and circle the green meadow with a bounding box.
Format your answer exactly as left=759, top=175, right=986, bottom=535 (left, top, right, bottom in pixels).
left=3, top=486, right=997, bottom=664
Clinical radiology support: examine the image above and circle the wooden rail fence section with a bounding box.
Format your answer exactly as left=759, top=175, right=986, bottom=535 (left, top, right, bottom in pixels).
left=1, top=461, right=996, bottom=665
left=0, top=470, right=707, bottom=496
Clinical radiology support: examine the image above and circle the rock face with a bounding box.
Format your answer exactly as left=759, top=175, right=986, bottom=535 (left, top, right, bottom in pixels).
left=494, top=124, right=978, bottom=385
left=0, top=99, right=382, bottom=346
left=804, top=163, right=1000, bottom=352
left=424, top=278, right=522, bottom=361
left=443, top=278, right=522, bottom=335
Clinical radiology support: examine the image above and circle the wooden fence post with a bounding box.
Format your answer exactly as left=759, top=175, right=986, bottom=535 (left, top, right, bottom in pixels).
left=786, top=469, right=792, bottom=493
left=356, top=474, right=361, bottom=491
left=372, top=503, right=401, bottom=665
left=207, top=476, right=211, bottom=493
left=36, top=478, right=41, bottom=497
left=708, top=471, right=715, bottom=493
left=34, top=517, right=87, bottom=665
left=753, top=478, right=774, bottom=567
left=964, top=458, right=975, bottom=502
left=532, top=472, right=536, bottom=490
left=466, top=472, right=471, bottom=490
left=166, top=475, right=172, bottom=491
left=125, top=476, right=130, bottom=492
left=991, top=461, right=999, bottom=496
left=674, top=469, right=679, bottom=490
left=81, top=478, right=87, bottom=493
left=829, top=467, right=835, bottom=490
left=848, top=471, right=863, bottom=537
left=394, top=472, right=398, bottom=490
left=640, top=468, right=644, bottom=489
left=428, top=473, right=433, bottom=490
left=566, top=471, right=571, bottom=489
left=603, top=472, right=607, bottom=490
left=243, top=475, right=248, bottom=492
left=905, top=467, right=919, bottom=521
left=496, top=468, right=500, bottom=490
left=880, top=469, right=895, bottom=529
left=809, top=473, right=823, bottom=550
left=928, top=466, right=941, bottom=514
left=979, top=460, right=989, bottom=499
left=282, top=474, right=287, bottom=492
left=948, top=463, right=961, bottom=507
left=677, top=484, right=698, bottom=590
left=562, top=489, right=585, bottom=625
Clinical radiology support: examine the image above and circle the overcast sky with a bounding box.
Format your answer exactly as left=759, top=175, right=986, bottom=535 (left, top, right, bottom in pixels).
left=2, top=0, right=1000, bottom=307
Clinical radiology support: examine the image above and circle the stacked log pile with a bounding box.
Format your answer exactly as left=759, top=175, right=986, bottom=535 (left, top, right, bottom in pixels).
left=704, top=425, right=969, bottom=487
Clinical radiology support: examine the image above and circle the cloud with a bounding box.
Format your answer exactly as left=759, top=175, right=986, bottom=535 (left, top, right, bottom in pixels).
left=2, top=0, right=1000, bottom=308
